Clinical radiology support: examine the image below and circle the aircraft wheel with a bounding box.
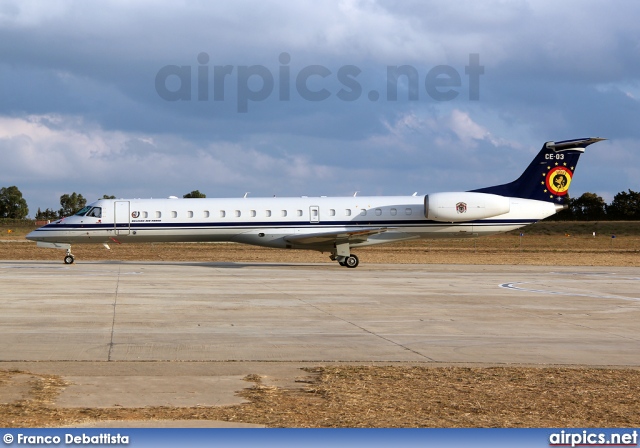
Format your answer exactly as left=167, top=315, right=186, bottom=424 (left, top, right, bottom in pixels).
left=64, top=255, right=75, bottom=265
left=344, top=254, right=359, bottom=268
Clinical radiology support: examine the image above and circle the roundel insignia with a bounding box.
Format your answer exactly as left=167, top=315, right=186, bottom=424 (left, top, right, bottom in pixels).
left=545, top=166, right=573, bottom=196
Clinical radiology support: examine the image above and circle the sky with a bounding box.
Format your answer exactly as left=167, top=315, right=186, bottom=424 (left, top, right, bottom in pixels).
left=1, top=0, right=639, bottom=215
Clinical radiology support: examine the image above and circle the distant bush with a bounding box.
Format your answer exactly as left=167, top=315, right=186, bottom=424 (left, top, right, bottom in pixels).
left=0, top=218, right=36, bottom=226
left=550, top=190, right=640, bottom=221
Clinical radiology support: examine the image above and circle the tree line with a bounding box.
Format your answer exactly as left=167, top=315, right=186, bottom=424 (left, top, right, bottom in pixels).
left=31, top=193, right=116, bottom=220
left=0, top=186, right=207, bottom=220
left=0, top=184, right=637, bottom=221
left=550, top=190, right=640, bottom=221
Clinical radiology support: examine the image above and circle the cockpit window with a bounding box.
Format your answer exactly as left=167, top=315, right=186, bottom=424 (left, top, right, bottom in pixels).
left=74, top=206, right=92, bottom=216
left=87, top=207, right=102, bottom=218
left=74, top=206, right=102, bottom=218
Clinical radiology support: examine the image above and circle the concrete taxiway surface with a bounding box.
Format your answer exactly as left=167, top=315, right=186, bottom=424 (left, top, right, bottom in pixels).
left=0, top=260, right=639, bottom=414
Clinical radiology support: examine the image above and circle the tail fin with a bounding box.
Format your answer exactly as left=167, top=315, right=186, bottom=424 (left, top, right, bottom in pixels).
left=472, top=137, right=605, bottom=203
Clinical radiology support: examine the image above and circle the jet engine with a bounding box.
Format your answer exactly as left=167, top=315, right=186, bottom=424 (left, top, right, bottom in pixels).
left=425, top=192, right=510, bottom=222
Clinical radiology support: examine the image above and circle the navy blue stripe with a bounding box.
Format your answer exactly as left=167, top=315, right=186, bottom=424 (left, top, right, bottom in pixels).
left=34, top=219, right=535, bottom=232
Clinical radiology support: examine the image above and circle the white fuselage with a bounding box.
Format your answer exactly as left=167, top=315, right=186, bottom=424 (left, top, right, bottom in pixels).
left=27, top=195, right=559, bottom=250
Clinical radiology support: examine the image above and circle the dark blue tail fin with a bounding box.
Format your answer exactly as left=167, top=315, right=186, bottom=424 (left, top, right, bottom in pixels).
left=472, top=137, right=605, bottom=204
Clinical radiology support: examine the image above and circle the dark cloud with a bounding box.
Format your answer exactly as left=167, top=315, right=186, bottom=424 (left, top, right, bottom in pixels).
left=0, top=0, right=638, bottom=212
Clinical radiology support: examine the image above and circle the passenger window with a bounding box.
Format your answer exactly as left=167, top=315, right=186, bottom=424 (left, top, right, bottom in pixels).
left=405, top=208, right=412, bottom=215
left=297, top=210, right=303, bottom=217
left=265, top=210, right=272, bottom=217
left=171, top=211, right=177, bottom=218
left=143, top=211, right=149, bottom=218
left=250, top=210, right=256, bottom=217
left=156, top=211, right=161, bottom=218
left=235, top=210, right=241, bottom=217
left=329, top=209, right=335, bottom=216
left=281, top=210, right=287, bottom=217
left=204, top=210, right=210, bottom=218
left=390, top=208, right=397, bottom=216
left=375, top=208, right=382, bottom=216
left=345, top=209, right=351, bottom=216
left=220, top=210, right=226, bottom=218
left=187, top=211, right=193, bottom=218
left=360, top=209, right=367, bottom=216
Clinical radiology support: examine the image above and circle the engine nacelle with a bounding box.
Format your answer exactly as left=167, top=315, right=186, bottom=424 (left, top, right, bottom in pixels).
left=425, top=192, right=511, bottom=222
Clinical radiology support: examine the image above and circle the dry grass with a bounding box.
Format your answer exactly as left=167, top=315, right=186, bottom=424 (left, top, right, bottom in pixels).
left=1, top=221, right=640, bottom=267
left=1, top=237, right=639, bottom=267
left=1, top=366, right=639, bottom=428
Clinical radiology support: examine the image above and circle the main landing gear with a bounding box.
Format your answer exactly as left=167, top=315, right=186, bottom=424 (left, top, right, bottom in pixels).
left=330, top=242, right=359, bottom=268
left=64, top=248, right=75, bottom=264
left=332, top=253, right=359, bottom=268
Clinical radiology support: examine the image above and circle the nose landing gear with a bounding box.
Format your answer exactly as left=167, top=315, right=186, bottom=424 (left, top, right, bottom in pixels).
left=64, top=249, right=75, bottom=264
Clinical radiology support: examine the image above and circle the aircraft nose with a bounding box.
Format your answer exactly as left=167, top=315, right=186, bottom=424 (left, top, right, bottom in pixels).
left=25, top=230, right=46, bottom=241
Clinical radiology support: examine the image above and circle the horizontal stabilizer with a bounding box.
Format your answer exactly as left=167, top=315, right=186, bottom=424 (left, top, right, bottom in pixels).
left=545, top=137, right=606, bottom=151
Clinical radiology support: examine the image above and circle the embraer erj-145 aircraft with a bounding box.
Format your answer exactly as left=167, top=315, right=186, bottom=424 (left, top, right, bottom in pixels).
left=27, top=137, right=604, bottom=268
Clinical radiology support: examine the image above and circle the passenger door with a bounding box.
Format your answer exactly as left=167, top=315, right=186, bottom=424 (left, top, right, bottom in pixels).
left=114, top=201, right=131, bottom=235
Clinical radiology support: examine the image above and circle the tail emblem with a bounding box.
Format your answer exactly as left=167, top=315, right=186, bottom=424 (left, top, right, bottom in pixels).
left=543, top=164, right=574, bottom=198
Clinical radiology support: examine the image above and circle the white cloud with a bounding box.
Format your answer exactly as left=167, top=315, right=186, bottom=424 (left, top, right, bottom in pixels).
left=0, top=114, right=343, bottom=212
left=447, top=109, right=490, bottom=146
left=373, top=109, right=522, bottom=152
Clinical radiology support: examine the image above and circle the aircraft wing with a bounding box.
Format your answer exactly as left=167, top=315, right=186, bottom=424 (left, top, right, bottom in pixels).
left=284, top=227, right=393, bottom=246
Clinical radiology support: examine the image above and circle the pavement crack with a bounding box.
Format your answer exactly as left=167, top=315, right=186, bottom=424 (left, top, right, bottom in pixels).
left=252, top=277, right=435, bottom=362
left=107, top=265, right=121, bottom=362
left=328, top=313, right=436, bottom=362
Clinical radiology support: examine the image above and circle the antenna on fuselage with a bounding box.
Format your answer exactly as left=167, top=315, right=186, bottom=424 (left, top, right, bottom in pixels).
left=353, top=191, right=359, bottom=197
left=412, top=192, right=418, bottom=196
left=243, top=192, right=250, bottom=198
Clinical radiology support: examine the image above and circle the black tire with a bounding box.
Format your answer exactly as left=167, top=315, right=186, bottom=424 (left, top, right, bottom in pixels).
left=345, top=254, right=359, bottom=268
left=64, top=255, right=75, bottom=265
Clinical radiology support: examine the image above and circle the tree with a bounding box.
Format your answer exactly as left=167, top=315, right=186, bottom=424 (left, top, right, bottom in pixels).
left=607, top=189, right=640, bottom=220
left=102, top=194, right=116, bottom=199
left=0, top=186, right=29, bottom=219
left=570, top=192, right=607, bottom=221
left=183, top=190, right=206, bottom=198
left=58, top=192, right=87, bottom=218
left=35, top=207, right=58, bottom=220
